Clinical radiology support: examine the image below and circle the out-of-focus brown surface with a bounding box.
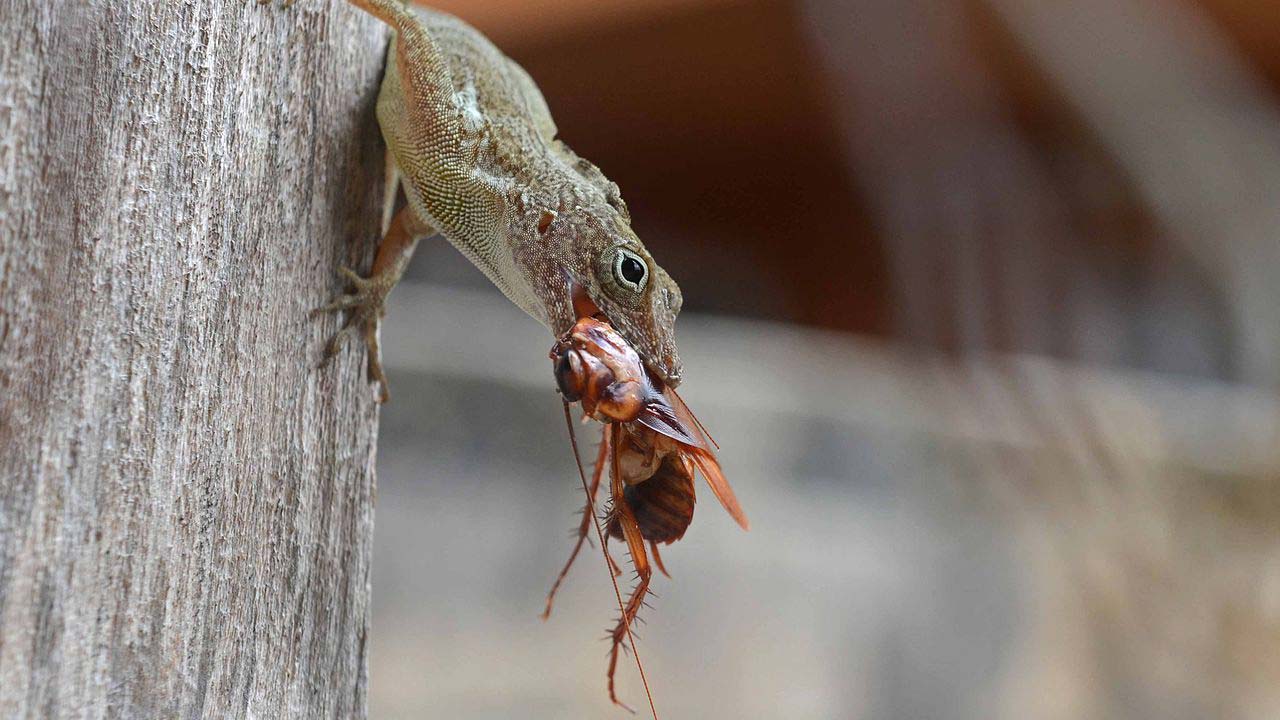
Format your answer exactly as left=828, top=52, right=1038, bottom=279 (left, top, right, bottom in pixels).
left=508, top=0, right=887, bottom=335
left=1201, top=0, right=1280, bottom=82
left=410, top=0, right=886, bottom=335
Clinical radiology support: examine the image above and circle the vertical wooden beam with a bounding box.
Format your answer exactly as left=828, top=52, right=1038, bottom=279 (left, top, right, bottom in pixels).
left=0, top=2, right=388, bottom=717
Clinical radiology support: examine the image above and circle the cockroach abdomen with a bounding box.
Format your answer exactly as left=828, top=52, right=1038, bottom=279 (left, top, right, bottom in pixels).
left=609, top=453, right=696, bottom=544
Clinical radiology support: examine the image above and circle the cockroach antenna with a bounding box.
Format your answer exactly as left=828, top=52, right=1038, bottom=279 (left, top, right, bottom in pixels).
left=542, top=436, right=609, bottom=620
left=561, top=402, right=659, bottom=719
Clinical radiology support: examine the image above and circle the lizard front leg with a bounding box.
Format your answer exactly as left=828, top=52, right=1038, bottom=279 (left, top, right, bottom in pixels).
left=316, top=205, right=433, bottom=403
left=313, top=1, right=503, bottom=403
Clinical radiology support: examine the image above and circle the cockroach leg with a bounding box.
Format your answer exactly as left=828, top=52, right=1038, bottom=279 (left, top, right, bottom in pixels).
left=606, top=425, right=654, bottom=709
left=603, top=539, right=624, bottom=578
left=558, top=411, right=658, bottom=717
left=542, top=426, right=611, bottom=620
left=649, top=541, right=670, bottom=579
left=606, top=511, right=652, bottom=710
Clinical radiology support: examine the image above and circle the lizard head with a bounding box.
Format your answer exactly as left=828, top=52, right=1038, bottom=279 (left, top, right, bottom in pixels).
left=527, top=206, right=685, bottom=387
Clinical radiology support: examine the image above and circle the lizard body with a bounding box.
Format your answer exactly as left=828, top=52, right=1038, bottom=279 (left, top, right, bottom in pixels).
left=321, top=0, right=685, bottom=399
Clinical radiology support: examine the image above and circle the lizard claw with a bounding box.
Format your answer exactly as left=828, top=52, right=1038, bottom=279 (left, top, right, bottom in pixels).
left=315, top=265, right=393, bottom=403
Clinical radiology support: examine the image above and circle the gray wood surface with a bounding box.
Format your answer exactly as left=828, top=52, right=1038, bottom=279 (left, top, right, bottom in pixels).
left=0, top=2, right=389, bottom=717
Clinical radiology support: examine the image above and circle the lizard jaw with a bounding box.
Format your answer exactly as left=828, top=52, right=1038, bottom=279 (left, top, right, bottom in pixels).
left=563, top=277, right=681, bottom=388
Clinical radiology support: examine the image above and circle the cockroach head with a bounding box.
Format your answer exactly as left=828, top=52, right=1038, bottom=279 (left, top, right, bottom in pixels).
left=550, top=340, right=586, bottom=402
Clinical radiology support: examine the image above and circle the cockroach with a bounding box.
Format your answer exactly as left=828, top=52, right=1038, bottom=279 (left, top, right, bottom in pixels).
left=542, top=297, right=749, bottom=714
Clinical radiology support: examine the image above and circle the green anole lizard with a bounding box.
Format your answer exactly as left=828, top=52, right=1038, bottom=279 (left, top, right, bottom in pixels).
left=308, top=0, right=686, bottom=402
left=284, top=3, right=704, bottom=712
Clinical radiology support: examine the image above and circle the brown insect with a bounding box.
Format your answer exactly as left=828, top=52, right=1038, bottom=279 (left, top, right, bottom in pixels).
left=542, top=289, right=749, bottom=714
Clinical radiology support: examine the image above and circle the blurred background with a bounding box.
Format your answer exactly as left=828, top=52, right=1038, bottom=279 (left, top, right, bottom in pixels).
left=369, top=0, right=1280, bottom=717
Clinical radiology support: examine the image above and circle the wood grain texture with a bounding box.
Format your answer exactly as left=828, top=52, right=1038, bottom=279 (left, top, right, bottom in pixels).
left=0, top=2, right=390, bottom=717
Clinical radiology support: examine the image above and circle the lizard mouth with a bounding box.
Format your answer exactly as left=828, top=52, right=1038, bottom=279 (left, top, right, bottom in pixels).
left=569, top=278, right=605, bottom=324
left=566, top=278, right=675, bottom=388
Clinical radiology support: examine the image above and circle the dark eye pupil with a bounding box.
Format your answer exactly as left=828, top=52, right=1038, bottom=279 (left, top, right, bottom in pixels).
left=620, top=256, right=645, bottom=284
left=554, top=352, right=581, bottom=400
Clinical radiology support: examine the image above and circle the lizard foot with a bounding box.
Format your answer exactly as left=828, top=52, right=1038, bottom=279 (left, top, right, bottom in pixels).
left=314, top=266, right=394, bottom=403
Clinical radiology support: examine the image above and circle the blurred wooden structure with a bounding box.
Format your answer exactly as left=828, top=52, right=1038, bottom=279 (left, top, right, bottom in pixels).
left=0, top=3, right=386, bottom=717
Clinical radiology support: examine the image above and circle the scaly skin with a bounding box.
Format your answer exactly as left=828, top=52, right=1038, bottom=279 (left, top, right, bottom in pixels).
left=314, top=0, right=685, bottom=400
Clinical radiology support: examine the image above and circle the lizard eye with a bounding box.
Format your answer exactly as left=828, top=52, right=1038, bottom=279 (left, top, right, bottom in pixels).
left=612, top=248, right=648, bottom=293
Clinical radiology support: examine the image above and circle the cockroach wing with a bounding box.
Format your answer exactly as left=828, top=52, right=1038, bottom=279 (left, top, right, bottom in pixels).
left=633, top=379, right=746, bottom=529
left=665, top=386, right=719, bottom=450
left=634, top=394, right=706, bottom=449
left=690, top=449, right=749, bottom=531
